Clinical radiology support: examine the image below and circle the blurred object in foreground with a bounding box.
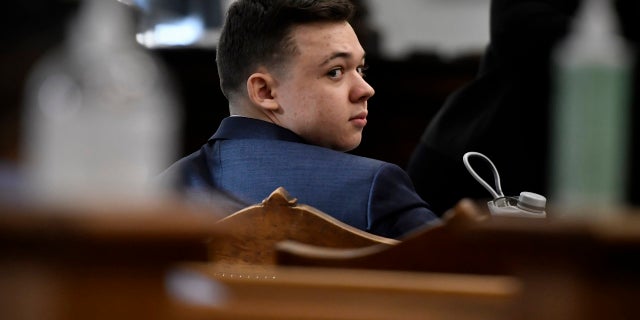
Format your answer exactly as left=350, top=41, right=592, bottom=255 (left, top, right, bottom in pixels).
left=21, top=0, right=181, bottom=206
left=550, top=0, right=634, bottom=214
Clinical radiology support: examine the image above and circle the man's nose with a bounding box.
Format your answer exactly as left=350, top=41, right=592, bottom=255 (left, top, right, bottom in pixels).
left=350, top=75, right=375, bottom=103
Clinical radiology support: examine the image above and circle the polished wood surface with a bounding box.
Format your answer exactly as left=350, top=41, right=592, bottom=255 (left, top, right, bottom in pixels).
left=3, top=194, right=640, bottom=320
left=276, top=198, right=502, bottom=274
left=0, top=198, right=232, bottom=320
left=171, top=263, right=521, bottom=320
left=276, top=199, right=640, bottom=320
left=209, top=187, right=397, bottom=272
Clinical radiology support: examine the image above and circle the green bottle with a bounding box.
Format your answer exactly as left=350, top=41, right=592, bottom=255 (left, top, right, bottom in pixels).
left=550, top=0, right=633, bottom=213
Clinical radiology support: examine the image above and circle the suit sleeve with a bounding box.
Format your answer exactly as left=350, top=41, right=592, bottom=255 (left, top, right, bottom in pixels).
left=367, top=163, right=441, bottom=239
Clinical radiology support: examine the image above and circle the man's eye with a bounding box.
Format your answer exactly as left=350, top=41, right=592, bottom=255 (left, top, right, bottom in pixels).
left=357, top=64, right=369, bottom=77
left=328, top=68, right=344, bottom=78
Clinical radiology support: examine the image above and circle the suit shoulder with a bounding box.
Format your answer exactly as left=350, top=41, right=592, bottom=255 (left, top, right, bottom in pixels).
left=157, top=146, right=213, bottom=189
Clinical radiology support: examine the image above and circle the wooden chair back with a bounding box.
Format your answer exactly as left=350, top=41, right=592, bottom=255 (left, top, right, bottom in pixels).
left=275, top=198, right=509, bottom=274
left=207, top=187, right=397, bottom=272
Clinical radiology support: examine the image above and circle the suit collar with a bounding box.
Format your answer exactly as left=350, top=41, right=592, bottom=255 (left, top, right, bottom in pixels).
left=209, top=116, right=308, bottom=144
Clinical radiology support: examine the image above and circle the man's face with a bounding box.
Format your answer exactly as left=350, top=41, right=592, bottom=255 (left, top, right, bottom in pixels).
left=271, top=21, right=375, bottom=152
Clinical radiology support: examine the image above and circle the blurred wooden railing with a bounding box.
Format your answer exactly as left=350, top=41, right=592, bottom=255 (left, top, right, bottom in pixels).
left=3, top=189, right=640, bottom=320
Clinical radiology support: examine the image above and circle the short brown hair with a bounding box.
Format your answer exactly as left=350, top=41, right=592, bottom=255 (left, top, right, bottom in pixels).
left=216, top=0, right=354, bottom=100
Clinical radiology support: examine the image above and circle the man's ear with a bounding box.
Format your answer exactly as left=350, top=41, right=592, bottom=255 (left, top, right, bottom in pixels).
left=246, top=72, right=279, bottom=111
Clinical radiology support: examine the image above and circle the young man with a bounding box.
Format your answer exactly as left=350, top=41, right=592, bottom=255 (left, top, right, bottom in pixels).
left=161, top=0, right=439, bottom=239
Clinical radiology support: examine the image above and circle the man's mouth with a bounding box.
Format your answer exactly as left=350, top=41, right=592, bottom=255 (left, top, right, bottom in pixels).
left=350, top=111, right=368, bottom=127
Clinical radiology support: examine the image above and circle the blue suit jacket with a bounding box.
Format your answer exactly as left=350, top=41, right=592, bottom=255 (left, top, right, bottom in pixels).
left=161, top=117, right=439, bottom=238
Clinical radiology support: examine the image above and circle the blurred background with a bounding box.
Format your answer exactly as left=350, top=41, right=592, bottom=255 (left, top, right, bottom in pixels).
left=7, top=0, right=639, bottom=209
left=0, top=0, right=487, bottom=184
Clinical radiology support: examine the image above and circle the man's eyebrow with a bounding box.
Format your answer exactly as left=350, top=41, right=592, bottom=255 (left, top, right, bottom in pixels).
left=319, top=51, right=366, bottom=67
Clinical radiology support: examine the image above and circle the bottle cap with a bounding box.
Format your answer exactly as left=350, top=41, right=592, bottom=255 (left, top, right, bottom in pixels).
left=517, top=192, right=546, bottom=213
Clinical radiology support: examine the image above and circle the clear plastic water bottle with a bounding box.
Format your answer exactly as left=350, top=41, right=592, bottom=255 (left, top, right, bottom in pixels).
left=22, top=0, right=180, bottom=205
